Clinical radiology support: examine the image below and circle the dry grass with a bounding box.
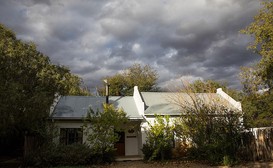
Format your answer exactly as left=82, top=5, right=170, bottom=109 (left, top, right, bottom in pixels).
left=91, top=160, right=273, bottom=168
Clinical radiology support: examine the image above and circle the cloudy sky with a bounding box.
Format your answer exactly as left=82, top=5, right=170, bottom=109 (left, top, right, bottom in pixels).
left=0, top=0, right=261, bottom=90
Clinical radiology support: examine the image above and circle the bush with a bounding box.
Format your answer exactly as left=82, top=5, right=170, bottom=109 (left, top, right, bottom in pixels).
left=176, top=108, right=243, bottom=165
left=142, top=143, right=154, bottom=161
left=188, top=144, right=233, bottom=165
left=142, top=143, right=172, bottom=161
left=91, top=150, right=116, bottom=164
left=172, top=140, right=190, bottom=159
left=142, top=115, right=174, bottom=161
left=172, top=89, right=244, bottom=165
left=24, top=143, right=95, bottom=167
left=84, top=103, right=128, bottom=162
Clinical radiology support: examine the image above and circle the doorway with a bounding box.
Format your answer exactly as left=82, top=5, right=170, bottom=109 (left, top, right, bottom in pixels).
left=114, top=131, right=125, bottom=156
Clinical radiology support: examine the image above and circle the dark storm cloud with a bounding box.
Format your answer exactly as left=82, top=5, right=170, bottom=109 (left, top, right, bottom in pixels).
left=0, top=0, right=262, bottom=90
left=73, top=64, right=101, bottom=75
left=204, top=39, right=259, bottom=68
left=24, top=0, right=51, bottom=6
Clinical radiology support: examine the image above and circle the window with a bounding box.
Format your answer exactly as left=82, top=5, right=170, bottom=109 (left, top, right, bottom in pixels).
left=60, top=128, right=83, bottom=145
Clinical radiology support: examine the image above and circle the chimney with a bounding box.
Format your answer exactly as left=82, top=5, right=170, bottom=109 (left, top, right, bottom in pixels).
left=104, top=79, right=110, bottom=104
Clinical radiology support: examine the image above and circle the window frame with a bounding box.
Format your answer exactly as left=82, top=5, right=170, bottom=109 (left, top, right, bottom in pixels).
left=60, top=128, right=83, bottom=145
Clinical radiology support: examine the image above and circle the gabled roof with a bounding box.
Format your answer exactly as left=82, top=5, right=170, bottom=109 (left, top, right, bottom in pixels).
left=141, top=92, right=180, bottom=116
left=51, top=96, right=142, bottom=120
left=50, top=87, right=241, bottom=120
left=141, top=92, right=238, bottom=116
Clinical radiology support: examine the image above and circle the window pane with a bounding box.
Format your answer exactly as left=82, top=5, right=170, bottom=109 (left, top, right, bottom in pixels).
left=60, top=128, right=83, bottom=145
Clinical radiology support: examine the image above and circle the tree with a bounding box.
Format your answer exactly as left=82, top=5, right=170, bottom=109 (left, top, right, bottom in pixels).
left=171, top=83, right=243, bottom=165
left=240, top=65, right=263, bottom=95
left=142, top=115, right=174, bottom=161
left=84, top=104, right=128, bottom=162
left=242, top=93, right=273, bottom=127
left=240, top=65, right=273, bottom=127
left=0, top=24, right=89, bottom=155
left=182, top=80, right=243, bottom=101
left=101, top=63, right=158, bottom=96
left=185, top=79, right=227, bottom=93
left=241, top=1, right=273, bottom=92
left=240, top=1, right=273, bottom=127
left=239, top=65, right=271, bottom=128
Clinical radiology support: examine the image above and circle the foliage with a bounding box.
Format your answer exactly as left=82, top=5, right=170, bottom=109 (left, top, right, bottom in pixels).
left=241, top=1, right=273, bottom=54
left=0, top=24, right=90, bottom=155
left=184, top=79, right=243, bottom=101
left=240, top=1, right=273, bottom=128
left=241, top=1, right=273, bottom=92
left=240, top=65, right=263, bottom=95
left=24, top=143, right=94, bottom=167
left=84, top=104, right=128, bottom=162
left=171, top=139, right=190, bottom=158
left=172, top=84, right=243, bottom=165
left=242, top=93, right=273, bottom=128
left=100, top=63, right=158, bottom=96
left=142, top=115, right=174, bottom=161
left=185, top=80, right=227, bottom=93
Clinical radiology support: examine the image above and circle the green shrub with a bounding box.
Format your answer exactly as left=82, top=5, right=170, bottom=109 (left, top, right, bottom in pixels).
left=142, top=143, right=155, bottom=161
left=88, top=150, right=115, bottom=164
left=57, top=144, right=93, bottom=166
left=142, top=115, right=174, bottom=161
left=185, top=117, right=242, bottom=165
left=84, top=103, right=128, bottom=163
left=174, top=92, right=244, bottom=165
left=24, top=143, right=94, bottom=167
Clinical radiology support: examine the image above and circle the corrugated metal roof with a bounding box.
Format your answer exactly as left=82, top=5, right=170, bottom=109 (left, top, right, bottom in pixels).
left=141, top=92, right=236, bottom=116
left=51, top=92, right=238, bottom=119
left=51, top=96, right=142, bottom=120
left=141, top=92, right=180, bottom=116
left=112, top=96, right=142, bottom=119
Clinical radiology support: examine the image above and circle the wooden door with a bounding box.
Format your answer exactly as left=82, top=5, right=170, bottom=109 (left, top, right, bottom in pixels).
left=115, top=131, right=125, bottom=156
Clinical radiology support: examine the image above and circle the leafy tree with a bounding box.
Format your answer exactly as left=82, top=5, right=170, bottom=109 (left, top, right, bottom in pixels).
left=240, top=1, right=273, bottom=127
left=185, top=79, right=227, bottom=93
left=241, top=1, right=273, bottom=92
left=239, top=65, right=273, bottom=127
left=182, top=80, right=243, bottom=101
left=240, top=65, right=263, bottom=95
left=242, top=93, right=273, bottom=128
left=84, top=104, right=128, bottom=162
left=0, top=24, right=89, bottom=155
left=100, top=63, right=158, bottom=96
left=142, top=115, right=174, bottom=161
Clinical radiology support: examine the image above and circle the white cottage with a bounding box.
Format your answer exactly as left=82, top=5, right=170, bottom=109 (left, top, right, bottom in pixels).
left=50, top=86, right=242, bottom=158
